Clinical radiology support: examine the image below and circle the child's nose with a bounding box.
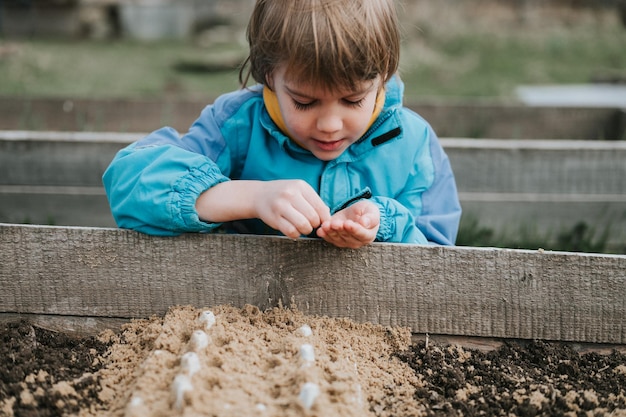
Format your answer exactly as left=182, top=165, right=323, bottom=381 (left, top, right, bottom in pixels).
left=316, top=111, right=342, bottom=134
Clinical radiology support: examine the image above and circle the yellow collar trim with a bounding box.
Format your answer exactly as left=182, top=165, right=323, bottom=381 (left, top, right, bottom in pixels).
left=263, top=86, right=385, bottom=141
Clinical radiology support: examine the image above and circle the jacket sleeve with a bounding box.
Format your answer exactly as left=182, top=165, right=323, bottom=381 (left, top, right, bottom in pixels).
left=373, top=196, right=429, bottom=244
left=374, top=126, right=461, bottom=245
left=415, top=134, right=462, bottom=245
left=102, top=103, right=235, bottom=236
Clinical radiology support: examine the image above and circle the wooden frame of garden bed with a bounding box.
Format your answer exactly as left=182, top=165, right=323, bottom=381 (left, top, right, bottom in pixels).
left=2, top=130, right=625, bottom=251
left=1, top=223, right=624, bottom=351
left=1, top=96, right=623, bottom=140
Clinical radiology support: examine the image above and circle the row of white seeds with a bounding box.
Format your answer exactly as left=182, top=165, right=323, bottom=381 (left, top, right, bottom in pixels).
left=168, top=313, right=322, bottom=412
left=171, top=310, right=216, bottom=410
left=297, top=324, right=321, bottom=410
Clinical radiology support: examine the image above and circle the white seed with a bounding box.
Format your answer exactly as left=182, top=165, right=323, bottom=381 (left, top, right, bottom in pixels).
left=352, top=383, right=363, bottom=406
left=126, top=395, right=147, bottom=416
left=180, top=351, right=201, bottom=376
left=171, top=374, right=193, bottom=410
left=299, top=382, right=320, bottom=410
left=189, top=330, right=209, bottom=352
left=198, top=310, right=216, bottom=329
left=297, top=324, right=313, bottom=337
left=129, top=396, right=143, bottom=407
left=300, top=343, right=315, bottom=363
left=255, top=403, right=267, bottom=411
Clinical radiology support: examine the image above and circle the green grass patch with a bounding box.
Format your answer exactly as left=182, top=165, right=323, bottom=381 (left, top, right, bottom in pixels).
left=1, top=23, right=624, bottom=101
left=399, top=27, right=626, bottom=99
left=0, top=39, right=244, bottom=99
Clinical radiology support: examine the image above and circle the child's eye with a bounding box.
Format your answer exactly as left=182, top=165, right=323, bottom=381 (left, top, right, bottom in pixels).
left=292, top=97, right=364, bottom=110
left=293, top=100, right=315, bottom=111
left=344, top=98, right=365, bottom=108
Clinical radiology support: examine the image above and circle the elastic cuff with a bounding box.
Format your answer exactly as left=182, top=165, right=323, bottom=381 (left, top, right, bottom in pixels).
left=375, top=204, right=393, bottom=242
left=171, top=163, right=229, bottom=231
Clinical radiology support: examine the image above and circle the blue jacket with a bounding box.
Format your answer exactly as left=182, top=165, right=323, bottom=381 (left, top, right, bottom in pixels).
left=103, top=76, right=461, bottom=244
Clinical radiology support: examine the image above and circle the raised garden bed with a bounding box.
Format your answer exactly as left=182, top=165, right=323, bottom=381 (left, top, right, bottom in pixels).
left=3, top=224, right=625, bottom=343
left=1, top=225, right=625, bottom=415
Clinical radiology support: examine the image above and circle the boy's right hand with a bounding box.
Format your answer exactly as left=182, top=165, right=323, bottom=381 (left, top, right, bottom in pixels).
left=253, top=180, right=331, bottom=239
left=197, top=179, right=330, bottom=239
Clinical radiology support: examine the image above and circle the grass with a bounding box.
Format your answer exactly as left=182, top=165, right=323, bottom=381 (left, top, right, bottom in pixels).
left=0, top=20, right=624, bottom=101
left=399, top=26, right=626, bottom=99
left=0, top=39, right=244, bottom=99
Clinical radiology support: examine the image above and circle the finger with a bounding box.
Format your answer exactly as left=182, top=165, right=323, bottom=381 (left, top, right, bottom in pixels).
left=279, top=211, right=315, bottom=238
left=317, top=219, right=340, bottom=240
left=341, top=221, right=368, bottom=240
left=277, top=185, right=328, bottom=231
left=290, top=199, right=326, bottom=230
left=358, top=217, right=371, bottom=228
left=265, top=205, right=310, bottom=238
left=317, top=223, right=342, bottom=242
left=324, top=232, right=365, bottom=249
left=318, top=223, right=361, bottom=248
left=339, top=221, right=377, bottom=246
left=275, top=218, right=302, bottom=239
left=301, top=191, right=331, bottom=225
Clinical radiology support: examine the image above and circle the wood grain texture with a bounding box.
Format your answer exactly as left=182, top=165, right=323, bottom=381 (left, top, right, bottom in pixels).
left=1, top=224, right=625, bottom=343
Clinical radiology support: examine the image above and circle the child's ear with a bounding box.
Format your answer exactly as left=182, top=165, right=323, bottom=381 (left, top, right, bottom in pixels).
left=264, top=73, right=275, bottom=91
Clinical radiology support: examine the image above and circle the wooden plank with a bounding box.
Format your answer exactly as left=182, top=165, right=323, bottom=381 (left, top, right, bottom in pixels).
left=445, top=138, right=626, bottom=195
left=446, top=139, right=626, bottom=251
left=0, top=192, right=115, bottom=227
left=2, top=132, right=624, bottom=250
left=410, top=334, right=626, bottom=355
left=0, top=130, right=140, bottom=187
left=1, top=97, right=622, bottom=139
left=1, top=224, right=625, bottom=344
left=4, top=133, right=624, bottom=193
left=413, top=103, right=624, bottom=141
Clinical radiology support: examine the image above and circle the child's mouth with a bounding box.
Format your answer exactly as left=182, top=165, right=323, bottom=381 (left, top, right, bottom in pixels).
left=314, top=139, right=344, bottom=152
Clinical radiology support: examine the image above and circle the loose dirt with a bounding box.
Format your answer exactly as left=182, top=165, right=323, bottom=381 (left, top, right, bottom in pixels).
left=2, top=305, right=626, bottom=416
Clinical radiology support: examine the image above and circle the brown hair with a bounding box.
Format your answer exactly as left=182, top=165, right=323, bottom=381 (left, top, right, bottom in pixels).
left=239, top=0, right=400, bottom=92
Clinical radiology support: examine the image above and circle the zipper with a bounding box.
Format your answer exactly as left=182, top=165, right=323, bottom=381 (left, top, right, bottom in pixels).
left=331, top=188, right=373, bottom=214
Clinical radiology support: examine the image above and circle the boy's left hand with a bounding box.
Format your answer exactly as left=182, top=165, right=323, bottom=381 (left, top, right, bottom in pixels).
left=316, top=200, right=380, bottom=248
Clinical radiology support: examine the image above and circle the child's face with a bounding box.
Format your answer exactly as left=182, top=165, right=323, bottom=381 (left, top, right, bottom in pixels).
left=271, top=65, right=382, bottom=161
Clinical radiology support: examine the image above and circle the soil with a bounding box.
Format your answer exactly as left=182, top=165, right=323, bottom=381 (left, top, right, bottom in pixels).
left=0, top=320, right=109, bottom=417
left=1, top=305, right=626, bottom=417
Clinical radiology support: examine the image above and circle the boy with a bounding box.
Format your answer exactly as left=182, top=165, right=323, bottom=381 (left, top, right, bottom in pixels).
left=103, top=0, right=461, bottom=248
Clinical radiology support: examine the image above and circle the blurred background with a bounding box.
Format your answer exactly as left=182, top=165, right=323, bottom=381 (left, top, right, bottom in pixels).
left=1, top=0, right=625, bottom=101
left=0, top=0, right=625, bottom=253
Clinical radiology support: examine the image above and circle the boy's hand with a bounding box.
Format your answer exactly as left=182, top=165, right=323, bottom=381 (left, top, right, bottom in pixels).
left=316, top=200, right=380, bottom=248
left=254, top=180, right=331, bottom=239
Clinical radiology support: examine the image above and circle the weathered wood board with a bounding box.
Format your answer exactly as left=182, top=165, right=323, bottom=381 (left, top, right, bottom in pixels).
left=446, top=138, right=626, bottom=251
left=0, top=131, right=140, bottom=226
left=1, top=96, right=623, bottom=140
left=1, top=224, right=625, bottom=344
left=1, top=131, right=624, bottom=251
